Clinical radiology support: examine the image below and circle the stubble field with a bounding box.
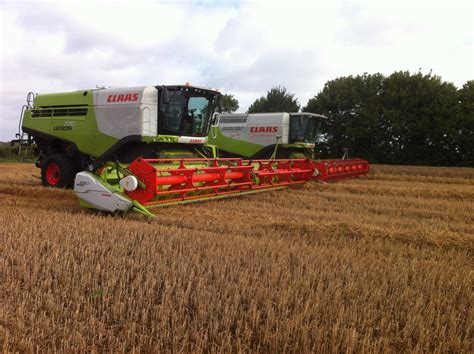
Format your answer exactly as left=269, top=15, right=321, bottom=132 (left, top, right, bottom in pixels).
left=1, top=163, right=473, bottom=352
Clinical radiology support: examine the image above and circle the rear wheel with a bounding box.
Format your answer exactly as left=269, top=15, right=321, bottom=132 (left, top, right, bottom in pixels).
left=41, top=154, right=77, bottom=188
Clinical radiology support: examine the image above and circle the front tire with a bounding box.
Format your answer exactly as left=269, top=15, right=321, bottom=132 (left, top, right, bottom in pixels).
left=41, top=154, right=77, bottom=188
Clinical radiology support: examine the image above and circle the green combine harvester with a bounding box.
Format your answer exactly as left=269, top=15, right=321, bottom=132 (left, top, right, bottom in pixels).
left=16, top=85, right=319, bottom=216
left=18, top=84, right=223, bottom=187
left=208, top=112, right=325, bottom=159
left=208, top=112, right=370, bottom=182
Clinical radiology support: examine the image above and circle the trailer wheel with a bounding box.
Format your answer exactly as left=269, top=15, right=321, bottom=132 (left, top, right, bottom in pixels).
left=41, top=154, right=77, bottom=188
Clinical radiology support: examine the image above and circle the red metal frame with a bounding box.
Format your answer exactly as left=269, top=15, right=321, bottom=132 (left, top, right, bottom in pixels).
left=312, top=159, right=370, bottom=182
left=125, top=158, right=315, bottom=206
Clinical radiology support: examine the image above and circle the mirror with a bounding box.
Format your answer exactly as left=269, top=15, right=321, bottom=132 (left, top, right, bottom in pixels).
left=211, top=112, right=221, bottom=126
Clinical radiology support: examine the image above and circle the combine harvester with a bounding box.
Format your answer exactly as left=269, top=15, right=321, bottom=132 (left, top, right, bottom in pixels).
left=208, top=112, right=370, bottom=182
left=15, top=85, right=316, bottom=216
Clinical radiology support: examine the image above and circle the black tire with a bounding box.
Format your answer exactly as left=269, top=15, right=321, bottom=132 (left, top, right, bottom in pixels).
left=41, top=154, right=77, bottom=188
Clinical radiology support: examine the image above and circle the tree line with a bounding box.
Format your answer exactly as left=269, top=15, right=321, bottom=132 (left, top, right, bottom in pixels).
left=221, top=72, right=473, bottom=167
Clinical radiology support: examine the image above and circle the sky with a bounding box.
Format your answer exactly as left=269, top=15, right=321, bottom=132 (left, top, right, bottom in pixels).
left=0, top=0, right=472, bottom=141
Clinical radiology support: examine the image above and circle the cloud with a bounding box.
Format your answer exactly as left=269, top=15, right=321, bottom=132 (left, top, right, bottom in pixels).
left=0, top=0, right=472, bottom=141
left=205, top=48, right=324, bottom=94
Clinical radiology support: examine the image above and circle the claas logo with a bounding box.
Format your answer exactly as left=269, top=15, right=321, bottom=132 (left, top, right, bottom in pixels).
left=249, top=126, right=278, bottom=133
left=107, top=93, right=139, bottom=103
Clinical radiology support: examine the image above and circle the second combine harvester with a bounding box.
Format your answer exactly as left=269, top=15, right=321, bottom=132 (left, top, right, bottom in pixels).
left=17, top=84, right=321, bottom=216
left=208, top=112, right=369, bottom=182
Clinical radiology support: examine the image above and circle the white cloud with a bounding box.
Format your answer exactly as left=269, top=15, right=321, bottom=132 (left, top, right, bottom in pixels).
left=0, top=0, right=472, bottom=141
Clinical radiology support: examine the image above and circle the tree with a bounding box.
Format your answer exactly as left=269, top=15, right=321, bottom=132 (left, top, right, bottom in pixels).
left=221, top=94, right=239, bottom=113
left=456, top=81, right=474, bottom=166
left=305, top=71, right=463, bottom=165
left=304, top=73, right=384, bottom=161
left=248, top=86, right=300, bottom=113
left=379, top=71, right=459, bottom=165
